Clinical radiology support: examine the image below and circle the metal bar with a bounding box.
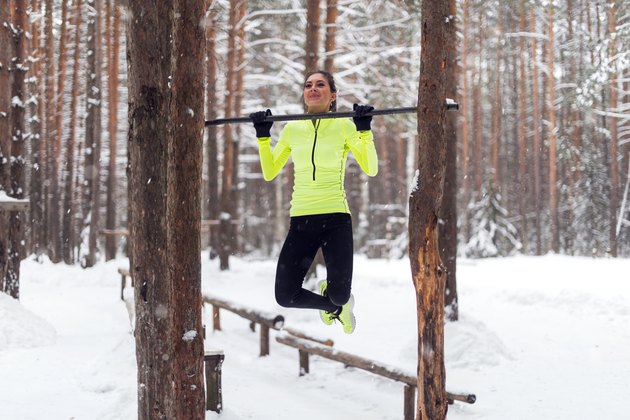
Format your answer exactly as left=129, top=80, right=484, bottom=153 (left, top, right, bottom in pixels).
left=205, top=102, right=459, bottom=127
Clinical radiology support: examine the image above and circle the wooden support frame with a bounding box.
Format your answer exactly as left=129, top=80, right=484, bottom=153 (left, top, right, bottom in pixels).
left=203, top=295, right=284, bottom=356
left=202, top=294, right=334, bottom=356
left=204, top=350, right=225, bottom=413
left=276, top=333, right=475, bottom=420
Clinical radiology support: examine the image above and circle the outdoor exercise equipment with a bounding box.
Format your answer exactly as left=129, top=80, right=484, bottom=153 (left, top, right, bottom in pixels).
left=205, top=100, right=459, bottom=126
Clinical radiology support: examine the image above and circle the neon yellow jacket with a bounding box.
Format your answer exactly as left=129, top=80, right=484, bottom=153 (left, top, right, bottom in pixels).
left=257, top=118, right=378, bottom=217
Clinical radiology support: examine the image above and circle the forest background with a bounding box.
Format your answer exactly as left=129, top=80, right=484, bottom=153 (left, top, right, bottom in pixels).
left=0, top=0, right=629, bottom=289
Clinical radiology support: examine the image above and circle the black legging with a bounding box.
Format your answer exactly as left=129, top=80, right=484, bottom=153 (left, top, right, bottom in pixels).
left=275, top=213, right=353, bottom=313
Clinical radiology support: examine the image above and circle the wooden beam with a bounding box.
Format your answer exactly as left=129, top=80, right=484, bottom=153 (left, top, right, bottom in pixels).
left=276, top=333, right=475, bottom=405
left=0, top=199, right=30, bottom=211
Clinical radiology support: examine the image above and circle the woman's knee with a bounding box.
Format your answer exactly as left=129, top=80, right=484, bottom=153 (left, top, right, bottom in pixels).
left=275, top=289, right=291, bottom=307
left=326, top=283, right=351, bottom=306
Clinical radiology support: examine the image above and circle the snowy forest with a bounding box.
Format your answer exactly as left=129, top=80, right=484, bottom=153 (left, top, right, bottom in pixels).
left=1, top=0, right=629, bottom=282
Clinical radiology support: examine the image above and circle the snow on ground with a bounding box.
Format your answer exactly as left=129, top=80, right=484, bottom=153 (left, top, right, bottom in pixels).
left=0, top=254, right=628, bottom=420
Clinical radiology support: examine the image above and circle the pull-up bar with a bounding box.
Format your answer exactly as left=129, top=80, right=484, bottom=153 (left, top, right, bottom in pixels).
left=204, top=100, right=459, bottom=127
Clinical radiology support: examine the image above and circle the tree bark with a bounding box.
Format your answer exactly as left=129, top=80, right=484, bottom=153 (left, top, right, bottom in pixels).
left=459, top=0, right=471, bottom=244
left=49, top=0, right=69, bottom=263
left=205, top=5, right=219, bottom=258
left=43, top=0, right=55, bottom=253
left=323, top=0, right=337, bottom=73
left=607, top=0, right=618, bottom=257
left=218, top=0, right=239, bottom=270
left=128, top=0, right=206, bottom=417
left=83, top=0, right=102, bottom=267
left=167, top=0, right=206, bottom=415
left=408, top=0, right=449, bottom=418
left=529, top=8, right=542, bottom=255
left=7, top=0, right=28, bottom=299
left=305, top=0, right=321, bottom=73
left=62, top=0, right=83, bottom=264
left=518, top=0, right=528, bottom=253
left=440, top=0, right=458, bottom=321
left=28, top=0, right=44, bottom=258
left=547, top=3, right=559, bottom=253
left=0, top=0, right=11, bottom=291
left=105, top=2, right=121, bottom=261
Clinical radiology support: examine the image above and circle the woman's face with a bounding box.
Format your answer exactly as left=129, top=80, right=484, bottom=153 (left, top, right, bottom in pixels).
left=303, top=73, right=336, bottom=113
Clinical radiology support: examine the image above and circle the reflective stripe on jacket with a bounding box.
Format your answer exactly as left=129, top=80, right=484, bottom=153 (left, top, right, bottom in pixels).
left=257, top=117, right=378, bottom=217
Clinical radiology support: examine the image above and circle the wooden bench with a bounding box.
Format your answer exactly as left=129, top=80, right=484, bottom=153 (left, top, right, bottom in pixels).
left=276, top=333, right=475, bottom=420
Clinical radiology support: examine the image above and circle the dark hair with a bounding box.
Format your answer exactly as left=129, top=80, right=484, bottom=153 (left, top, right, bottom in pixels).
left=303, top=70, right=337, bottom=112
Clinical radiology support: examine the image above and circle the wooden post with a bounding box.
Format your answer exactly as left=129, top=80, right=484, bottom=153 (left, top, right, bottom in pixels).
left=404, top=385, right=416, bottom=420
left=299, top=350, right=309, bottom=376
left=120, top=272, right=126, bottom=301
left=260, top=324, right=270, bottom=356
left=204, top=350, right=225, bottom=413
left=212, top=305, right=221, bottom=331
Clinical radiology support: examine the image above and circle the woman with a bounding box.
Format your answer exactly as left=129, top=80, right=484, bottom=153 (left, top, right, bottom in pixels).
left=250, top=70, right=377, bottom=334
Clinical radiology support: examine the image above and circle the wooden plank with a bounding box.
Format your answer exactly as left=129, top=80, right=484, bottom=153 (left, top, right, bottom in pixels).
left=276, top=333, right=417, bottom=385
left=282, top=326, right=334, bottom=347
left=0, top=199, right=30, bottom=211
left=100, top=228, right=129, bottom=236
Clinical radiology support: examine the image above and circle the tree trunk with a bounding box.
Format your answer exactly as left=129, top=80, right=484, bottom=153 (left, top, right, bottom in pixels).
left=518, top=0, right=528, bottom=253
left=43, top=0, right=55, bottom=253
left=547, top=3, right=559, bottom=253
left=49, top=0, right=69, bottom=263
left=0, top=0, right=11, bottom=291
left=62, top=0, right=82, bottom=264
left=529, top=8, right=542, bottom=255
left=459, top=0, right=471, bottom=244
left=205, top=5, right=219, bottom=258
left=230, top=0, right=247, bottom=255
left=28, top=0, right=44, bottom=258
left=167, top=0, right=206, bottom=415
left=105, top=2, right=121, bottom=261
left=7, top=0, right=28, bottom=299
left=472, top=10, right=483, bottom=197
left=323, top=0, right=337, bottom=73
left=305, top=0, right=321, bottom=73
left=607, top=0, right=618, bottom=257
left=127, top=0, right=206, bottom=417
left=218, top=0, right=239, bottom=270
left=408, top=0, right=449, bottom=418
left=440, top=0, right=458, bottom=321
left=83, top=0, right=102, bottom=267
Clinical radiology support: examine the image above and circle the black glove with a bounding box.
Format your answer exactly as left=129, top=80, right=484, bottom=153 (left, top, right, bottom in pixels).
left=250, top=109, right=273, bottom=138
left=353, top=104, right=374, bottom=131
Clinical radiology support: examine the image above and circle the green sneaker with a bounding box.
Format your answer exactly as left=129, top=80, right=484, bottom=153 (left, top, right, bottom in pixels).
left=337, top=294, right=356, bottom=334
left=317, top=280, right=335, bottom=326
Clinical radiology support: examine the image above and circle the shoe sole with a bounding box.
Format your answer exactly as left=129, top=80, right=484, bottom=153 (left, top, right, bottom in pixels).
left=317, top=280, right=334, bottom=326
left=341, top=295, right=356, bottom=334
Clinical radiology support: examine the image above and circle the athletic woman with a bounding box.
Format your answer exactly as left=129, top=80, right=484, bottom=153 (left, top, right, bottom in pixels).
left=250, top=70, right=378, bottom=334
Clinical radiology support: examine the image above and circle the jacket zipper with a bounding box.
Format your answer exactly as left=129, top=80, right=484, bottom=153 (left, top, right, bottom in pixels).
left=311, top=120, right=320, bottom=181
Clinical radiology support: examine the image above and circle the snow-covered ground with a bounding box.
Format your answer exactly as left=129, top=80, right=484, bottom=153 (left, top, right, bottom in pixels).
left=1, top=253, right=628, bottom=419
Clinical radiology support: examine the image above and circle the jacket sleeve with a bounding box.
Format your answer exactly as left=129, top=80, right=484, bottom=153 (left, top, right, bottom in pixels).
left=256, top=128, right=291, bottom=181
left=344, top=119, right=378, bottom=177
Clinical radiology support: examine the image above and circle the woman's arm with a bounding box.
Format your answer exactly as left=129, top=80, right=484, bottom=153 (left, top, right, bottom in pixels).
left=344, top=119, right=378, bottom=177
left=257, top=132, right=291, bottom=181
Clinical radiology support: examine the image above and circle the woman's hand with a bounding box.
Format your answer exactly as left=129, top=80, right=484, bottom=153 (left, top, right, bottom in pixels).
left=352, top=104, right=374, bottom=131
left=250, top=109, right=273, bottom=137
